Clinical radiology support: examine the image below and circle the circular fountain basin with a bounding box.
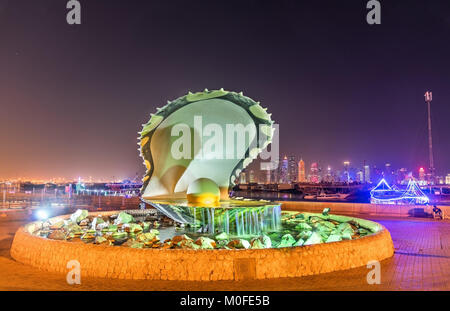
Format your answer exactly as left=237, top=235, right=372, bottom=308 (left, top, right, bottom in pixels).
left=10, top=207, right=394, bottom=281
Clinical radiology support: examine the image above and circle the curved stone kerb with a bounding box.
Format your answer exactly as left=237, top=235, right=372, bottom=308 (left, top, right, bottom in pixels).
left=10, top=210, right=394, bottom=281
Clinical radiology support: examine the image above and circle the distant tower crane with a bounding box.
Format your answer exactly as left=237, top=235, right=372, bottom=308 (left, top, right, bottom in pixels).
left=424, top=91, right=435, bottom=183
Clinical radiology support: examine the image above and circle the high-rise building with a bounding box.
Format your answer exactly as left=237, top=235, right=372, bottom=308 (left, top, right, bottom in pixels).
left=364, top=165, right=370, bottom=183
left=384, top=163, right=393, bottom=183
left=298, top=159, right=306, bottom=182
left=287, top=155, right=298, bottom=183
left=310, top=162, right=320, bottom=183
left=249, top=170, right=256, bottom=183
left=356, top=170, right=363, bottom=183
left=343, top=161, right=350, bottom=183
left=323, top=166, right=332, bottom=182
left=419, top=167, right=425, bottom=181
left=278, top=156, right=289, bottom=183
left=239, top=172, right=246, bottom=184
left=371, top=165, right=382, bottom=183
left=397, top=168, right=407, bottom=184
left=265, top=169, right=271, bottom=184
left=446, top=174, right=450, bottom=185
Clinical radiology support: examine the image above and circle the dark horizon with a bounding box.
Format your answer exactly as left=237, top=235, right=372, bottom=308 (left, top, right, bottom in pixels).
left=1, top=0, right=449, bottom=180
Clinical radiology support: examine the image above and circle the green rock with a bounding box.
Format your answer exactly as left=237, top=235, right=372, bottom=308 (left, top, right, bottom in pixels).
left=228, top=239, right=251, bottom=249
left=299, top=230, right=313, bottom=240
left=149, top=229, right=159, bottom=236
left=216, top=240, right=229, bottom=248
left=179, top=239, right=200, bottom=249
left=295, top=222, right=312, bottom=231
left=94, top=236, right=109, bottom=245
left=136, top=231, right=159, bottom=242
left=326, top=234, right=342, bottom=243
left=124, top=223, right=143, bottom=233
left=277, top=234, right=296, bottom=248
left=80, top=232, right=95, bottom=242
left=50, top=220, right=65, bottom=229
left=250, top=238, right=265, bottom=249
left=64, top=222, right=82, bottom=233
left=112, top=232, right=128, bottom=240
left=91, top=217, right=105, bottom=230
left=240, top=239, right=251, bottom=249
left=358, top=228, right=369, bottom=235
left=342, top=232, right=352, bottom=240
left=261, top=235, right=272, bottom=248
left=215, top=232, right=229, bottom=240
left=250, top=235, right=272, bottom=249
left=295, top=213, right=305, bottom=219
left=70, top=209, right=88, bottom=224
left=195, top=237, right=216, bottom=249
left=336, top=223, right=354, bottom=235
left=48, top=230, right=66, bottom=240
left=141, top=222, right=150, bottom=232
left=103, top=224, right=118, bottom=232
left=319, top=220, right=336, bottom=229
left=303, top=232, right=323, bottom=246
left=124, top=239, right=144, bottom=248
left=322, top=208, right=330, bottom=216
left=115, top=212, right=134, bottom=224
left=309, top=216, right=322, bottom=223
left=294, top=238, right=305, bottom=246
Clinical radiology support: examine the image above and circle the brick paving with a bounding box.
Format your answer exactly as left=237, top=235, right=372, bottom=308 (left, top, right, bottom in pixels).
left=0, top=216, right=448, bottom=290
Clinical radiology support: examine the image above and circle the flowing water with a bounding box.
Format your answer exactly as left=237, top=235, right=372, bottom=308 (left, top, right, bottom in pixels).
left=190, top=205, right=281, bottom=236
left=143, top=198, right=282, bottom=237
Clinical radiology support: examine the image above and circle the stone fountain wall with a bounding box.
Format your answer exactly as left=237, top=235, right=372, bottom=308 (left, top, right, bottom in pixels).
left=10, top=208, right=394, bottom=281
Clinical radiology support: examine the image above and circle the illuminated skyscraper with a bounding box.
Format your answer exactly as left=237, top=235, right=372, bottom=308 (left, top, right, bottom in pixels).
left=384, top=163, right=393, bottom=184
left=310, top=162, right=320, bottom=183
left=239, top=172, right=246, bottom=184
left=343, top=161, right=350, bottom=183
left=287, top=155, right=298, bottom=183
left=446, top=174, right=450, bottom=185
left=419, top=167, right=425, bottom=181
left=249, top=170, right=256, bottom=183
left=298, top=158, right=306, bottom=182
left=265, top=168, right=271, bottom=184
left=279, top=156, right=289, bottom=183
left=323, top=166, right=332, bottom=182
left=356, top=170, right=363, bottom=183
left=364, top=165, right=370, bottom=183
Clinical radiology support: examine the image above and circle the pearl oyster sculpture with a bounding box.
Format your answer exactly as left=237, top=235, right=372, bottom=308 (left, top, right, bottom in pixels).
left=139, top=89, right=278, bottom=232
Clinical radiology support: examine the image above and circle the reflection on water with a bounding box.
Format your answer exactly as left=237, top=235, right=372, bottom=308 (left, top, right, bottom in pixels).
left=231, top=191, right=304, bottom=201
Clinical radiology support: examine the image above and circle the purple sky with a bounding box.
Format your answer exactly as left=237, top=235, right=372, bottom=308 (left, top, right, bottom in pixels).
left=0, top=0, right=449, bottom=180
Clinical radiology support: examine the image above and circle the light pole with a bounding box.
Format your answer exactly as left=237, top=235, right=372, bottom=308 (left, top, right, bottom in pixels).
left=424, top=91, right=434, bottom=184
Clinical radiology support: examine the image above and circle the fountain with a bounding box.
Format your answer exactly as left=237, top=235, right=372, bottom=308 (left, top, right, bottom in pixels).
left=10, top=89, right=394, bottom=280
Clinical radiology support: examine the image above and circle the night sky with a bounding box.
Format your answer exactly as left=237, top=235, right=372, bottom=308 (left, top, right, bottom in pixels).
left=0, top=0, right=449, bottom=180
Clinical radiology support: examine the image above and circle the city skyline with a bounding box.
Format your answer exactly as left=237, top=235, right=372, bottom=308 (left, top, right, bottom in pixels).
left=1, top=1, right=450, bottom=180
left=243, top=154, right=449, bottom=185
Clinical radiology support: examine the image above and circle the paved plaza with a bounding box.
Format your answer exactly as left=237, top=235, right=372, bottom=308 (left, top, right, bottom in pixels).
left=0, top=215, right=448, bottom=291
